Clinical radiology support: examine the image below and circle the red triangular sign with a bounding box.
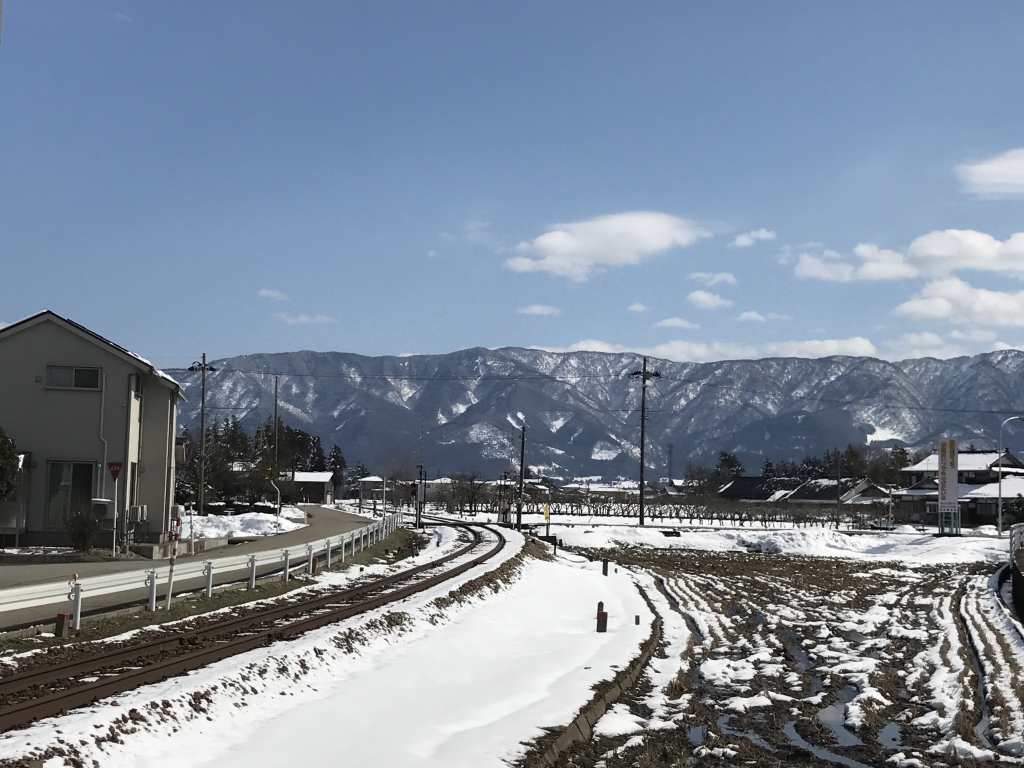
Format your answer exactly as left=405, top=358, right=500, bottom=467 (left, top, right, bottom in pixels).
left=108, top=462, right=123, bottom=481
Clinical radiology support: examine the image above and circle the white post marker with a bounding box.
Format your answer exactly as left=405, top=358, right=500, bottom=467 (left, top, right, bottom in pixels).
left=68, top=576, right=82, bottom=631
left=282, top=550, right=290, bottom=582
left=204, top=560, right=214, bottom=598
left=326, top=538, right=332, bottom=568
left=146, top=569, right=157, bottom=611
left=248, top=554, right=257, bottom=589
left=306, top=544, right=314, bottom=575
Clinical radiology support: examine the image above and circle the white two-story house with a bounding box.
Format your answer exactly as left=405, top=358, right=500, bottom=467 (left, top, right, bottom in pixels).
left=0, top=311, right=185, bottom=548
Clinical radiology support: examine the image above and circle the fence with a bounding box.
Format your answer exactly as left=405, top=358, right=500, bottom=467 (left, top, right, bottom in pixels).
left=1011, top=522, right=1024, bottom=566
left=0, top=512, right=403, bottom=628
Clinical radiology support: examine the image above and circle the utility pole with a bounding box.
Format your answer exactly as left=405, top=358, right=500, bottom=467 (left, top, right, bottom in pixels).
left=272, top=375, right=281, bottom=530
left=188, top=354, right=217, bottom=548
left=516, top=425, right=526, bottom=531
left=630, top=357, right=660, bottom=527
left=668, top=442, right=674, bottom=485
left=416, top=464, right=425, bottom=528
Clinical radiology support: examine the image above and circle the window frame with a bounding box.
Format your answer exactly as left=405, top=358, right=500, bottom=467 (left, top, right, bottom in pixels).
left=45, top=366, right=102, bottom=391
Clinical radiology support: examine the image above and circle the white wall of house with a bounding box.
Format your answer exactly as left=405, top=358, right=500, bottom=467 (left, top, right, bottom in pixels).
left=0, top=314, right=181, bottom=546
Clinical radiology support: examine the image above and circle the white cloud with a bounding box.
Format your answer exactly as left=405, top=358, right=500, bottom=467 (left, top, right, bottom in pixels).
left=628, top=303, right=648, bottom=313
left=949, top=328, right=998, bottom=343
left=796, top=230, right=1024, bottom=283
left=275, top=313, right=334, bottom=325
left=883, top=332, right=964, bottom=360
left=895, top=278, right=1024, bottom=327
left=794, top=245, right=916, bottom=282
left=506, top=211, right=711, bottom=281
left=992, top=342, right=1024, bottom=352
left=258, top=288, right=289, bottom=301
left=542, top=336, right=876, bottom=362
left=730, top=228, right=776, bottom=247
left=956, top=148, right=1024, bottom=197
left=653, top=317, right=699, bottom=329
left=518, top=304, right=561, bottom=316
left=689, top=271, right=737, bottom=286
left=687, top=290, right=733, bottom=310
left=904, top=229, right=1024, bottom=277
left=737, top=311, right=766, bottom=323
left=763, top=337, right=878, bottom=358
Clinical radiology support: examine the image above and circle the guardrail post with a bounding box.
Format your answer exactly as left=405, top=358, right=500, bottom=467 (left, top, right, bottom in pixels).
left=306, top=545, right=314, bottom=575
left=71, top=582, right=82, bottom=631
left=282, top=550, right=290, bottom=582
left=146, top=570, right=157, bottom=611
left=326, top=538, right=332, bottom=569
left=248, top=554, right=257, bottom=589
left=204, top=561, right=214, bottom=598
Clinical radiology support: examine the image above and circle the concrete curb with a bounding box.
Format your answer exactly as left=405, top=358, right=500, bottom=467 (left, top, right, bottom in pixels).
left=537, top=607, right=663, bottom=766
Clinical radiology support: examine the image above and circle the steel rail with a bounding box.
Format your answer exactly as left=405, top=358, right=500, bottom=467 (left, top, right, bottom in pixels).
left=0, top=524, right=505, bottom=732
left=0, top=525, right=479, bottom=697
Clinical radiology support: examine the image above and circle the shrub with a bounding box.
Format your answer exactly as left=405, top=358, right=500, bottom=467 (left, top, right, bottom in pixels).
left=64, top=499, right=102, bottom=552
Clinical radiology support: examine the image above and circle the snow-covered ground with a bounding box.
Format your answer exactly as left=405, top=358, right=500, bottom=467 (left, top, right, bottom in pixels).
left=548, top=523, right=1011, bottom=564
left=179, top=505, right=308, bottom=539
left=2, top=527, right=654, bottom=768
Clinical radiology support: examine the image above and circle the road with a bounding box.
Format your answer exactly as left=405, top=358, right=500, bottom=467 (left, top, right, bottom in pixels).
left=0, top=505, right=373, bottom=631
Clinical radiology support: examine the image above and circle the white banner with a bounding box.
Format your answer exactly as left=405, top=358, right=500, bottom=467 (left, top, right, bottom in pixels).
left=938, top=437, right=958, bottom=516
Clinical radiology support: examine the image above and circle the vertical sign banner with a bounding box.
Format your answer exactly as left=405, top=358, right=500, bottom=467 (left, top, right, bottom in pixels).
left=938, top=437, right=958, bottom=519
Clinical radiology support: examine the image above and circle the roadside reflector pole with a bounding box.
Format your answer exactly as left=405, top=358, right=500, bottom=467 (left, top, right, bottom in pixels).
left=204, top=561, right=214, bottom=598
left=70, top=580, right=83, bottom=631
left=282, top=550, right=290, bottom=582
left=146, top=570, right=157, bottom=611
left=325, top=539, right=332, bottom=568
left=248, top=554, right=257, bottom=589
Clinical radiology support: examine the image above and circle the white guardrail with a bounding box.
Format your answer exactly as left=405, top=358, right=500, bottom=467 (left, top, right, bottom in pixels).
left=1011, top=522, right=1024, bottom=566
left=0, top=512, right=403, bottom=621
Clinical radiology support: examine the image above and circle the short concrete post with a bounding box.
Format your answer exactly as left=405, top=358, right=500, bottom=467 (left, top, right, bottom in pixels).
left=282, top=550, right=290, bottom=582
left=602, top=558, right=608, bottom=576
left=635, top=614, right=640, bottom=625
left=306, top=545, right=314, bottom=575
left=204, top=561, right=214, bottom=598
left=248, top=554, right=257, bottom=589
left=146, top=569, right=158, bottom=611
left=71, top=582, right=83, bottom=631
left=596, top=601, right=607, bottom=633
left=341, top=534, right=346, bottom=563
left=326, top=539, right=332, bottom=568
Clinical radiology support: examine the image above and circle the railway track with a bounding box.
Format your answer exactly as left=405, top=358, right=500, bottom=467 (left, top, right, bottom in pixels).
left=0, top=522, right=505, bottom=733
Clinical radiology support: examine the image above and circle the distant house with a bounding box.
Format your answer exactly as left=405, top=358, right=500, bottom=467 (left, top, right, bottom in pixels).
left=717, top=476, right=803, bottom=503
left=894, top=449, right=1024, bottom=525
left=291, top=471, right=335, bottom=505
left=0, top=311, right=185, bottom=548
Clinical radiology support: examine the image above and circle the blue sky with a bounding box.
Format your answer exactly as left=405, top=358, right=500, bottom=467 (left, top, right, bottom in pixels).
left=2, top=2, right=1024, bottom=368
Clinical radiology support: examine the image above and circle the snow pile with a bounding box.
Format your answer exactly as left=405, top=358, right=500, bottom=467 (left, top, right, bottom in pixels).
left=181, top=506, right=307, bottom=539
left=593, top=703, right=646, bottom=736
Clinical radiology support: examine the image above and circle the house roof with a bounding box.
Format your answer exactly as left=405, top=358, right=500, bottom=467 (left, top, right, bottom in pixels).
left=785, top=477, right=866, bottom=502
left=717, top=475, right=803, bottom=501
left=0, top=311, right=185, bottom=398
left=961, top=476, right=1024, bottom=499
left=293, top=471, right=334, bottom=483
left=903, top=450, right=1024, bottom=473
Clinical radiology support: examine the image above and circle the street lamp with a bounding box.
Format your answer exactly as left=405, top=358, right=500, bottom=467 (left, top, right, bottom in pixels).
left=188, top=354, right=217, bottom=554
left=997, top=415, right=1024, bottom=538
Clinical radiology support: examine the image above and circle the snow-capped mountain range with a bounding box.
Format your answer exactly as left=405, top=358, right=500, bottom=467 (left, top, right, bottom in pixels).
left=169, top=347, right=1024, bottom=479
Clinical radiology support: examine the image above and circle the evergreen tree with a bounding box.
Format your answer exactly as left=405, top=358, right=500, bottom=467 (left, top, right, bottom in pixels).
left=0, top=425, right=19, bottom=501
left=714, top=451, right=744, bottom=481
left=760, top=458, right=775, bottom=478
left=328, top=445, right=347, bottom=477
left=306, top=436, right=327, bottom=472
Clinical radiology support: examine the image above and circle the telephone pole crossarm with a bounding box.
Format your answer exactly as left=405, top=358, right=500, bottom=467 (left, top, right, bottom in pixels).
left=629, top=357, right=661, bottom=528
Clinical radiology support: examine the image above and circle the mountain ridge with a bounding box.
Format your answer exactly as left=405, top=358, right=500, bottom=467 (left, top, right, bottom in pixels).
left=169, top=347, right=1024, bottom=479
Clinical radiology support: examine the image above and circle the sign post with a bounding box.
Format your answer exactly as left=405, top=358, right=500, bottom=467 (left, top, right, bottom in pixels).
left=937, top=438, right=960, bottom=536
left=543, top=504, right=551, bottom=538
left=108, top=463, right=123, bottom=557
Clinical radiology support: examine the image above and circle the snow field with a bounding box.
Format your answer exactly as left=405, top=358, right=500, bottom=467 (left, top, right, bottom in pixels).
left=550, top=523, right=1010, bottom=564
left=2, top=527, right=658, bottom=768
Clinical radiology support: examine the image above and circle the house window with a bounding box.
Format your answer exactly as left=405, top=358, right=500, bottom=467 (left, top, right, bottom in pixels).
left=45, top=461, right=94, bottom=530
left=46, top=366, right=101, bottom=390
